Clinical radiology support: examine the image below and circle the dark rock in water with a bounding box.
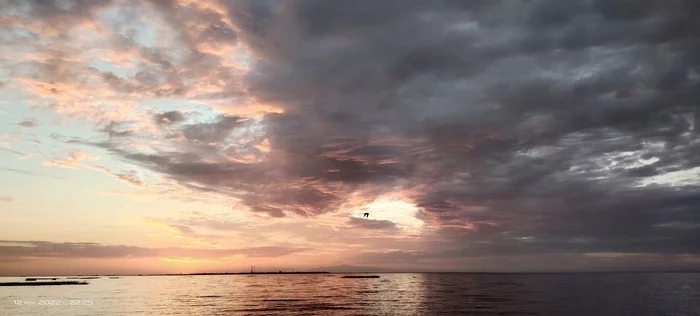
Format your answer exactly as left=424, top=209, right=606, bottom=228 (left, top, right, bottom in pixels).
left=341, top=275, right=380, bottom=278
left=1, top=281, right=88, bottom=286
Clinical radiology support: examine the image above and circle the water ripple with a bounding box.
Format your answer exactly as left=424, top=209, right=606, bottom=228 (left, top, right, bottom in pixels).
left=1, top=273, right=700, bottom=315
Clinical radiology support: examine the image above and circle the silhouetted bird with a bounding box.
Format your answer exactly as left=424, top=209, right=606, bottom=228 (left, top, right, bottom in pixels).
left=363, top=213, right=369, bottom=218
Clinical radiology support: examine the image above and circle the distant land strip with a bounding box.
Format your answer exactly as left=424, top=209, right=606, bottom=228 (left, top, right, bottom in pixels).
left=1, top=281, right=88, bottom=286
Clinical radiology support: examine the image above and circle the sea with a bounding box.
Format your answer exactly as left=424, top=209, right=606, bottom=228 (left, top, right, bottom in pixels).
left=1, top=273, right=699, bottom=315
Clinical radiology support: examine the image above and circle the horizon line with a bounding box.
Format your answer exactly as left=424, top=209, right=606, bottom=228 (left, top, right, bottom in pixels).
left=3, top=270, right=700, bottom=277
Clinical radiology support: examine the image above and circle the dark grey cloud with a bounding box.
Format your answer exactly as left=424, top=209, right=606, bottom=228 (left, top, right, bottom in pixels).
left=238, top=0, right=700, bottom=262
left=0, top=240, right=310, bottom=259
left=180, top=115, right=247, bottom=143
left=14, top=0, right=700, bottom=270
left=116, top=1, right=700, bottom=258
left=153, top=110, right=186, bottom=126
left=346, top=217, right=398, bottom=231
left=99, top=121, right=136, bottom=139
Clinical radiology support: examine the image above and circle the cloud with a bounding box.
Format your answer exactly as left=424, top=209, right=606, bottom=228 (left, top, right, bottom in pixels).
left=180, top=115, right=248, bottom=144
left=4, top=0, right=700, bottom=270
left=0, top=196, right=12, bottom=203
left=0, top=167, right=66, bottom=180
left=99, top=121, right=136, bottom=139
left=90, top=165, right=144, bottom=187
left=346, top=217, right=399, bottom=231
left=0, top=0, right=253, bottom=124
left=18, top=119, right=39, bottom=128
left=43, top=151, right=100, bottom=169
left=0, top=240, right=310, bottom=260
left=144, top=217, right=227, bottom=242
left=0, top=140, right=32, bottom=159
left=153, top=110, right=186, bottom=126
left=0, top=147, right=33, bottom=159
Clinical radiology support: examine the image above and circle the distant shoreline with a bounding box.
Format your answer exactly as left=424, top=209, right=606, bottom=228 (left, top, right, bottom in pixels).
left=1, top=281, right=88, bottom=286
left=157, top=271, right=332, bottom=276
left=2, top=270, right=700, bottom=277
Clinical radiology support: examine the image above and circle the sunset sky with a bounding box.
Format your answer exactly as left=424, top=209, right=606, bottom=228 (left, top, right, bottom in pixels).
left=1, top=0, right=700, bottom=275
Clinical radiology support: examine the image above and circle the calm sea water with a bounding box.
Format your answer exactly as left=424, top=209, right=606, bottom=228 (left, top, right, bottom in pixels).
left=1, top=273, right=699, bottom=315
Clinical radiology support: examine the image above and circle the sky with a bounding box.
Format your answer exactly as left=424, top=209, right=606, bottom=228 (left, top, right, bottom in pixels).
left=0, top=0, right=699, bottom=275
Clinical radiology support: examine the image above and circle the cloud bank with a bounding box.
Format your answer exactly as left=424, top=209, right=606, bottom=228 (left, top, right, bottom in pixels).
left=2, top=0, right=699, bottom=270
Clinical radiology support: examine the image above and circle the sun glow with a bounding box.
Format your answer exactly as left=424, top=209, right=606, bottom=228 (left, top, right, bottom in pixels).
left=351, top=197, right=425, bottom=232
